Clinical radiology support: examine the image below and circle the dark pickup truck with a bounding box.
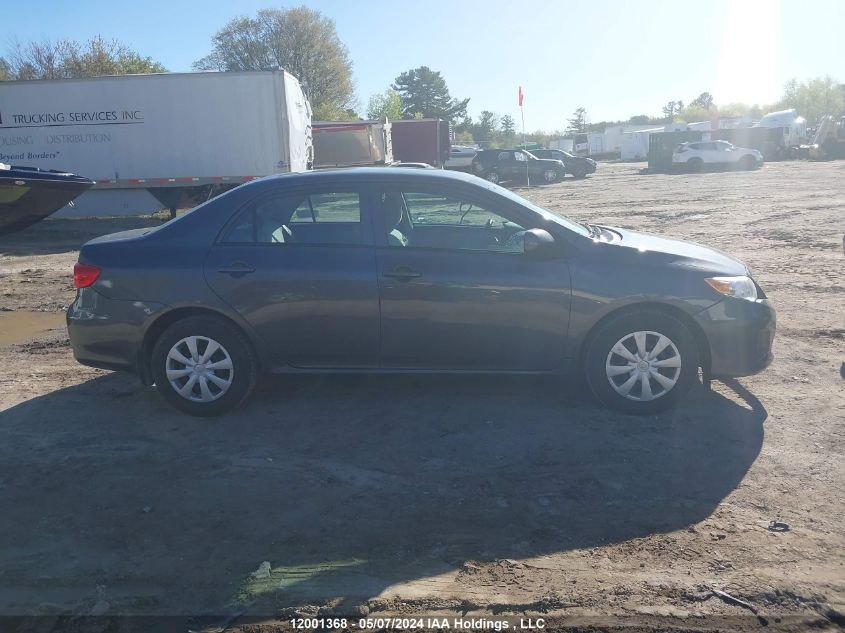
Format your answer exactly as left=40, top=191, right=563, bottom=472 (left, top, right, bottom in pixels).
left=471, top=149, right=566, bottom=184
left=530, top=149, right=597, bottom=179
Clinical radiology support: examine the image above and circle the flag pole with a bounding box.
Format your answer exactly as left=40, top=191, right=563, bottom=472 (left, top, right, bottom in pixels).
left=521, top=104, right=525, bottom=147
left=519, top=85, right=528, bottom=187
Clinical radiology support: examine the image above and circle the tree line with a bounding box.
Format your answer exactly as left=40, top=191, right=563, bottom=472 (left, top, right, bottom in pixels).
left=562, top=82, right=844, bottom=138
left=2, top=4, right=843, bottom=146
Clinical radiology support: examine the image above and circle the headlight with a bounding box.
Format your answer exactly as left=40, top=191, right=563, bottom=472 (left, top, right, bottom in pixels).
left=705, top=276, right=758, bottom=301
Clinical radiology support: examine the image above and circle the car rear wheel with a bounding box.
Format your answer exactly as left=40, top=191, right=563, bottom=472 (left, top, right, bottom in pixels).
left=485, top=170, right=500, bottom=184
left=151, top=315, right=258, bottom=416
left=542, top=169, right=559, bottom=183
left=584, top=310, right=699, bottom=414
left=687, top=157, right=704, bottom=172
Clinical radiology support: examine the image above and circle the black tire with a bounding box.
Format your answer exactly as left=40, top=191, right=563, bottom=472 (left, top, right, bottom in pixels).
left=740, top=155, right=757, bottom=171
left=572, top=169, right=587, bottom=179
left=687, top=157, right=704, bottom=173
left=584, top=310, right=699, bottom=415
left=541, top=168, right=560, bottom=184
left=151, top=315, right=258, bottom=416
left=485, top=170, right=500, bottom=184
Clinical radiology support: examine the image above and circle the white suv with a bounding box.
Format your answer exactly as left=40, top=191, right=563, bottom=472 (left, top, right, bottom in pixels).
left=673, top=141, right=763, bottom=171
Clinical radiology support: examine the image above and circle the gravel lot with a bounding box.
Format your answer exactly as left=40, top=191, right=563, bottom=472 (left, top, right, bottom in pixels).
left=0, top=161, right=843, bottom=632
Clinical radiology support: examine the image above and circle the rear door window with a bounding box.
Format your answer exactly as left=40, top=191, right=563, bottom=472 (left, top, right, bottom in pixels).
left=222, top=189, right=370, bottom=246
left=290, top=192, right=361, bottom=224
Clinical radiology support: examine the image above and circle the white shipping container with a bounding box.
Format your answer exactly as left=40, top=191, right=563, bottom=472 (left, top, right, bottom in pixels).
left=0, top=70, right=312, bottom=214
left=548, top=138, right=574, bottom=152
left=621, top=128, right=664, bottom=161
left=592, top=125, right=669, bottom=154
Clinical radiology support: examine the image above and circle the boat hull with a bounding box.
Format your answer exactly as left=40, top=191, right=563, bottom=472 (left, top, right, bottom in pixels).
left=0, top=167, right=95, bottom=236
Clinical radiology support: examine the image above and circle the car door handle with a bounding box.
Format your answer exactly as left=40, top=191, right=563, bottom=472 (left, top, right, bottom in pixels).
left=217, top=263, right=255, bottom=276
left=383, top=267, right=421, bottom=281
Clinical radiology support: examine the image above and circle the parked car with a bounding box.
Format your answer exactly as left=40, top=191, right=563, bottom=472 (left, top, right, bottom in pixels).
left=445, top=145, right=478, bottom=170
left=68, top=168, right=775, bottom=417
left=672, top=141, right=763, bottom=171
left=471, top=149, right=566, bottom=184
left=529, top=149, right=597, bottom=179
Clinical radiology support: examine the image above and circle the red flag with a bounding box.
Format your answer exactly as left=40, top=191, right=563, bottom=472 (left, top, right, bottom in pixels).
left=518, top=86, right=524, bottom=107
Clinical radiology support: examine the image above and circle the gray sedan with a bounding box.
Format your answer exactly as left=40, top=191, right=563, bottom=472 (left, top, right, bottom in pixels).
left=67, top=168, right=775, bottom=416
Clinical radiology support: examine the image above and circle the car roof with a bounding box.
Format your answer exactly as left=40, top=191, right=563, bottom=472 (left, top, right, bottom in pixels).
left=255, top=166, right=481, bottom=187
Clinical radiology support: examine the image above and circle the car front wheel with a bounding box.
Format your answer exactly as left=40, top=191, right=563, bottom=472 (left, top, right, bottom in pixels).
left=542, top=168, right=560, bottom=183
left=584, top=310, right=699, bottom=414
left=485, top=170, right=500, bottom=184
left=151, top=315, right=258, bottom=416
left=687, top=157, right=704, bottom=172
left=740, top=155, right=758, bottom=171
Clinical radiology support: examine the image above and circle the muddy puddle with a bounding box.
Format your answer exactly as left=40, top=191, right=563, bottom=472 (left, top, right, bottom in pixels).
left=0, top=311, right=66, bottom=346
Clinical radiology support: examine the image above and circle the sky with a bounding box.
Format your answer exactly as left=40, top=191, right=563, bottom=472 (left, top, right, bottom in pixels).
left=4, top=0, right=843, bottom=130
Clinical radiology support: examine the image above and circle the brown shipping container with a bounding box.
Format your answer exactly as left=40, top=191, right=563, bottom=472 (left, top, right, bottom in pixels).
left=390, top=119, right=451, bottom=167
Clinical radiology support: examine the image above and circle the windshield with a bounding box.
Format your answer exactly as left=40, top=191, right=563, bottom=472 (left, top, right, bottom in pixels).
left=483, top=180, right=590, bottom=236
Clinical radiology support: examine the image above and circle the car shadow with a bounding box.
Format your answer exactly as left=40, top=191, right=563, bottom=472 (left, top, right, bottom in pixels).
left=636, top=164, right=766, bottom=176
left=0, top=372, right=766, bottom=617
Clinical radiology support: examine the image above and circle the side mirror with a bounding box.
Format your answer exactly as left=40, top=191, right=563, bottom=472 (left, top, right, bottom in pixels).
left=523, top=228, right=556, bottom=256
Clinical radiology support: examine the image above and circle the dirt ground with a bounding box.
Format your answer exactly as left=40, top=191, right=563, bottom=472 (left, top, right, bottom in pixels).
left=0, top=161, right=843, bottom=632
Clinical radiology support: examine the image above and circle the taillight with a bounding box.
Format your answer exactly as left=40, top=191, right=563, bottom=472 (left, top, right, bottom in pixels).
left=73, top=262, right=101, bottom=288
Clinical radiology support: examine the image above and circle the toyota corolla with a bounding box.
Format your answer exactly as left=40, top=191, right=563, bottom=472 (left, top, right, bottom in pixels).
left=67, top=169, right=775, bottom=416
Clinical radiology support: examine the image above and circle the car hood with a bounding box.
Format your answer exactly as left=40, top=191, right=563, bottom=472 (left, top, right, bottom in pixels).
left=606, top=226, right=748, bottom=276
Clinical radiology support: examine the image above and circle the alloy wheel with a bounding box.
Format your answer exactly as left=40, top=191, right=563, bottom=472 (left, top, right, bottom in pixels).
left=543, top=169, right=557, bottom=183
left=605, top=330, right=681, bottom=401
left=166, top=335, right=234, bottom=402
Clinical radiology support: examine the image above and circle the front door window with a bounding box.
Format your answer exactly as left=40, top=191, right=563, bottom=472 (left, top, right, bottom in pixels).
left=380, top=191, right=527, bottom=254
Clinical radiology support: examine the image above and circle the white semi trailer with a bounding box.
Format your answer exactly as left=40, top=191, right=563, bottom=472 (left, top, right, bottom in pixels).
left=0, top=70, right=312, bottom=216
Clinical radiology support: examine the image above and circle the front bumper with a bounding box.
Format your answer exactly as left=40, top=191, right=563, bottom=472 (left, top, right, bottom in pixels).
left=67, top=287, right=165, bottom=375
left=694, top=297, right=775, bottom=378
